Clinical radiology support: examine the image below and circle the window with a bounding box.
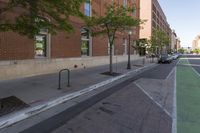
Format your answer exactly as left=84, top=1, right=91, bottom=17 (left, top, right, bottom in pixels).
left=81, top=28, right=90, bottom=56
left=132, top=0, right=137, bottom=16
left=35, top=34, right=47, bottom=57
left=34, top=17, right=50, bottom=58
left=124, top=0, right=127, bottom=7
left=152, top=4, right=156, bottom=12
left=112, top=0, right=120, bottom=6
left=84, top=0, right=91, bottom=16
left=152, top=13, right=156, bottom=20
left=152, top=20, right=156, bottom=28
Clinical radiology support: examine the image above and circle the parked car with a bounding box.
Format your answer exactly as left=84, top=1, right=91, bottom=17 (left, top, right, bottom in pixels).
left=158, top=54, right=172, bottom=63
left=172, top=54, right=179, bottom=60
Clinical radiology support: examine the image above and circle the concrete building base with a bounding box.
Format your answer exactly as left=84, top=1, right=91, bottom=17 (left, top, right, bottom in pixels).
left=0, top=55, right=143, bottom=80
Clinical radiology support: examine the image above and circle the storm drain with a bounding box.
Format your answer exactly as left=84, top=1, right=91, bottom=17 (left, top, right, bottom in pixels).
left=0, top=96, right=29, bottom=117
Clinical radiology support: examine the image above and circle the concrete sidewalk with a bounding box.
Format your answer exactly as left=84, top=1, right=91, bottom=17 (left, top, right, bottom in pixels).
left=0, top=58, right=152, bottom=105
left=0, top=57, right=155, bottom=131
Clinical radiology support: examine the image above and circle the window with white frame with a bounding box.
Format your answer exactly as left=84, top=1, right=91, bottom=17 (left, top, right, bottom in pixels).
left=124, top=0, right=127, bottom=7
left=84, top=0, right=91, bottom=16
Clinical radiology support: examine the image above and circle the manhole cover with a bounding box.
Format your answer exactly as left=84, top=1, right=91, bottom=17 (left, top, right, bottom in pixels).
left=0, top=96, right=29, bottom=117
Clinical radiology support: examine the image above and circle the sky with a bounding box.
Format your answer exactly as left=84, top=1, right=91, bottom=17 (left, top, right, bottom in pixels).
left=159, top=0, right=200, bottom=48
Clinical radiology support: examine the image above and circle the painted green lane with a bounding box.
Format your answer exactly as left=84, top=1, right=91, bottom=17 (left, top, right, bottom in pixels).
left=177, top=58, right=200, bottom=133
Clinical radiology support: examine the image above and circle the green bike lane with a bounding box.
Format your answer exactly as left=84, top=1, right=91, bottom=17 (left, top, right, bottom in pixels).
left=176, top=58, right=200, bottom=133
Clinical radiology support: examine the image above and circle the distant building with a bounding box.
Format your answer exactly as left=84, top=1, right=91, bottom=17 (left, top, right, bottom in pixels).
left=192, top=35, right=200, bottom=50
left=139, top=0, right=171, bottom=53
left=176, top=37, right=181, bottom=50
left=171, top=30, right=177, bottom=52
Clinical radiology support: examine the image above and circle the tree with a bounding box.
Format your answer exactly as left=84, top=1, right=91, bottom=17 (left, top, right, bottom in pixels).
left=149, top=28, right=170, bottom=55
left=0, top=0, right=85, bottom=38
left=193, top=48, right=200, bottom=54
left=136, top=39, right=149, bottom=56
left=85, top=3, right=143, bottom=74
left=178, top=48, right=185, bottom=54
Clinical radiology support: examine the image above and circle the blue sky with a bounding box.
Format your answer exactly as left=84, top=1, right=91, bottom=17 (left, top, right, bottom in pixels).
left=159, top=0, right=200, bottom=47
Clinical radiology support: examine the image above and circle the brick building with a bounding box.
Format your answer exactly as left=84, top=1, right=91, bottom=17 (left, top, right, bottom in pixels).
left=0, top=0, right=140, bottom=60
left=192, top=35, right=200, bottom=50
left=171, top=30, right=177, bottom=52
left=139, top=0, right=171, bottom=53
left=0, top=0, right=141, bottom=80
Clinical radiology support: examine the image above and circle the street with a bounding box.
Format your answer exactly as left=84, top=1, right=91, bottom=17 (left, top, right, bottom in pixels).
left=1, top=55, right=200, bottom=133
left=21, top=60, right=178, bottom=133
left=1, top=0, right=200, bottom=133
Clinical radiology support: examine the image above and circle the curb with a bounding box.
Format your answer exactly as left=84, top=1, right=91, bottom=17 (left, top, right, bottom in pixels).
left=0, top=63, right=157, bottom=130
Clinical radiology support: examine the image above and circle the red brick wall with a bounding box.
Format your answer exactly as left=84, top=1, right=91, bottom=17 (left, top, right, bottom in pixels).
left=114, top=37, right=124, bottom=55
left=0, top=0, right=140, bottom=60
left=51, top=25, right=82, bottom=58
left=92, top=36, right=108, bottom=56
left=0, top=32, right=34, bottom=60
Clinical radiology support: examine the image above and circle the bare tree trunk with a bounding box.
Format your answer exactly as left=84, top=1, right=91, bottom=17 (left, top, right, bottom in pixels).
left=109, top=44, right=113, bottom=74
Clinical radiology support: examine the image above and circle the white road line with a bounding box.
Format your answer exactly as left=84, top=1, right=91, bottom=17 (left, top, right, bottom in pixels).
left=167, top=59, right=180, bottom=79
left=190, top=63, right=200, bottom=78
left=184, top=58, right=200, bottom=78
left=0, top=64, right=157, bottom=130
left=135, top=83, right=172, bottom=118
left=166, top=68, right=175, bottom=79
left=192, top=67, right=200, bottom=77
left=172, top=67, right=177, bottom=133
left=0, top=74, right=126, bottom=129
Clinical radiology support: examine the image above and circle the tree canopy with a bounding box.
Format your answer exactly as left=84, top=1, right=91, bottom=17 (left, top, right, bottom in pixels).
left=0, top=0, right=85, bottom=38
left=178, top=48, right=186, bottom=54
left=85, top=3, right=143, bottom=74
left=85, top=3, right=142, bottom=46
left=148, top=28, right=170, bottom=54
left=192, top=48, right=200, bottom=54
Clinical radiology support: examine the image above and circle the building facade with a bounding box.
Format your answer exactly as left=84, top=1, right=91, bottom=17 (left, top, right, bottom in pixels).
left=0, top=0, right=140, bottom=61
left=192, top=35, right=200, bottom=50
left=139, top=0, right=171, bottom=53
left=0, top=0, right=142, bottom=80
left=171, top=30, right=177, bottom=52
left=176, top=37, right=181, bottom=50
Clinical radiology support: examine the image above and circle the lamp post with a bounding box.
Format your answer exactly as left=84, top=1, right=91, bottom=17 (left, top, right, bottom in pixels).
left=127, top=30, right=132, bottom=69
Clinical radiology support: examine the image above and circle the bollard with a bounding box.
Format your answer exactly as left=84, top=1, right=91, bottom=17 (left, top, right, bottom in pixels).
left=58, top=69, right=70, bottom=90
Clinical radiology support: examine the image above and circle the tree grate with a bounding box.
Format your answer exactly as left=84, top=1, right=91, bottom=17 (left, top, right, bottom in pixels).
left=0, top=96, right=29, bottom=117
left=101, top=71, right=121, bottom=76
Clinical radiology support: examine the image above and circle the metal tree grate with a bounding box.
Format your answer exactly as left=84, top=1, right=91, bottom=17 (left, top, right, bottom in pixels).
left=101, top=71, right=121, bottom=76
left=0, top=96, right=29, bottom=117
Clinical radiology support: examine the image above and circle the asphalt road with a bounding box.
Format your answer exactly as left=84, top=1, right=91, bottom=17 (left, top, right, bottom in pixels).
left=21, top=60, right=178, bottom=133
left=141, top=60, right=178, bottom=79
left=187, top=55, right=200, bottom=74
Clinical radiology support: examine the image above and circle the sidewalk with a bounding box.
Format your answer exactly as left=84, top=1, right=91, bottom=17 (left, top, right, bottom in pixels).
left=0, top=57, right=149, bottom=104
left=0, top=57, right=155, bottom=131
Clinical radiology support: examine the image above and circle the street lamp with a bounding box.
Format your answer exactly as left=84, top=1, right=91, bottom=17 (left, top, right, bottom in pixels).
left=127, top=30, right=132, bottom=69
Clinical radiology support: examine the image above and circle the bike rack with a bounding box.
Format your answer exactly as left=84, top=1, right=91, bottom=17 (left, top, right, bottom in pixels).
left=58, top=69, right=70, bottom=90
